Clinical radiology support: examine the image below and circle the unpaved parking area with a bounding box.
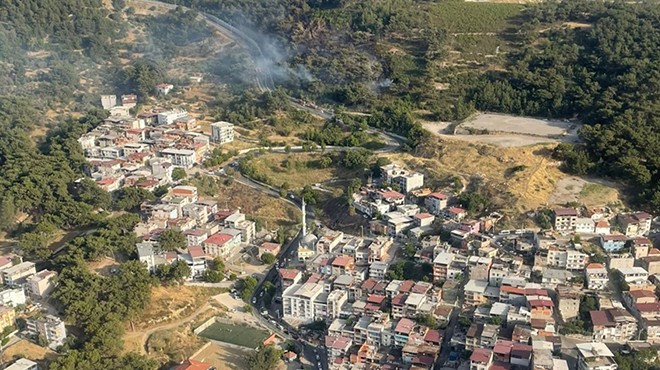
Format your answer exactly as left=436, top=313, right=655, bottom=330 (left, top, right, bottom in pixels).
left=463, top=113, right=573, bottom=137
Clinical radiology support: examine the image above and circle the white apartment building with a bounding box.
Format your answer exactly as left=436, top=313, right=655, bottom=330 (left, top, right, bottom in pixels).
left=575, top=217, right=595, bottom=234
left=327, top=289, right=348, bottom=321
left=160, top=148, right=196, bottom=168
left=545, top=247, right=588, bottom=271
left=618, top=267, right=649, bottom=285
left=586, top=263, right=608, bottom=290
left=5, top=359, right=38, bottom=370
left=210, top=121, right=235, bottom=144
left=380, top=164, right=425, bottom=193
left=0, top=288, right=26, bottom=307
left=26, top=315, right=67, bottom=350
left=3, top=262, right=36, bottom=287
left=157, top=109, right=188, bottom=125
left=576, top=342, right=617, bottom=370
left=282, top=282, right=324, bottom=323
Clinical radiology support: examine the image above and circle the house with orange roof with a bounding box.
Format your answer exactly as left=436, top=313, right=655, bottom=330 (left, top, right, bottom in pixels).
left=331, top=255, right=355, bottom=276
left=259, top=242, right=281, bottom=258
left=173, top=359, right=211, bottom=370
left=278, top=269, right=302, bottom=289
left=425, top=192, right=448, bottom=215
left=203, top=232, right=240, bottom=257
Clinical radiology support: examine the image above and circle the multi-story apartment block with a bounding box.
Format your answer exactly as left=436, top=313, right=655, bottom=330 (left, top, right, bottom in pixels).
left=157, top=109, right=188, bottom=125
left=590, top=308, right=637, bottom=342
left=327, top=289, right=348, bottom=321
left=600, top=234, right=629, bottom=252
left=618, top=266, right=649, bottom=285
left=468, top=256, right=492, bottom=280
left=464, top=279, right=489, bottom=307
left=575, top=217, right=595, bottom=234
left=26, top=315, right=67, bottom=350
left=425, top=193, right=448, bottom=215
left=160, top=148, right=196, bottom=168
left=203, top=232, right=241, bottom=257
left=380, top=164, right=424, bottom=193
left=618, top=212, right=653, bottom=236
left=553, top=208, right=578, bottom=231
left=632, top=237, right=653, bottom=259
left=282, top=282, right=324, bottom=323
left=2, top=262, right=36, bottom=287
left=576, top=342, right=617, bottom=370
left=210, top=121, right=235, bottom=144
left=5, top=358, right=38, bottom=370
left=325, top=335, right=352, bottom=361
left=470, top=348, right=493, bottom=370
left=27, top=270, right=57, bottom=299
left=545, top=245, right=588, bottom=270
left=586, top=263, right=608, bottom=290
left=433, top=252, right=454, bottom=282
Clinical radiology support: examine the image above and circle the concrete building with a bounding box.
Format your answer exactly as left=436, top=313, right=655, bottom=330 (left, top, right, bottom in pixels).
left=590, top=308, right=636, bottom=342
left=160, top=148, right=196, bottom=168
left=210, top=121, right=235, bottom=144
left=2, top=262, right=36, bottom=287
left=545, top=246, right=588, bottom=271
left=618, top=212, right=653, bottom=236
left=553, top=208, right=578, bottom=231
left=576, top=342, right=617, bottom=370
left=0, top=288, right=26, bottom=307
left=203, top=232, right=241, bottom=258
left=600, top=234, right=628, bottom=252
left=27, top=270, right=57, bottom=299
left=586, top=263, right=608, bottom=290
left=0, top=305, right=15, bottom=332
left=157, top=109, right=188, bottom=125
left=5, top=359, right=38, bottom=370
left=464, top=279, right=489, bottom=307
left=557, top=286, right=580, bottom=321
left=425, top=193, right=448, bottom=215
left=618, top=267, right=649, bottom=285
left=26, top=315, right=67, bottom=350
left=327, top=289, right=348, bottom=321
left=380, top=164, right=424, bottom=193
left=100, top=95, right=117, bottom=110
left=282, top=282, right=324, bottom=323
left=575, top=217, right=595, bottom=234
left=137, top=242, right=159, bottom=272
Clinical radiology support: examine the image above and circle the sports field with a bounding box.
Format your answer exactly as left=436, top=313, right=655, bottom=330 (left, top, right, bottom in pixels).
left=198, top=322, right=269, bottom=348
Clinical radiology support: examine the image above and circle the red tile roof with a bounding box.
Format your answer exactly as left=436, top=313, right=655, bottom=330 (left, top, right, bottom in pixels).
left=554, top=208, right=578, bottom=216
left=448, top=207, right=467, bottom=215
left=586, top=263, right=605, bottom=269
left=528, top=299, right=554, bottom=308
left=173, top=359, right=211, bottom=370
left=204, top=233, right=234, bottom=246
left=424, top=329, right=443, bottom=344
left=96, top=178, right=117, bottom=185
left=590, top=310, right=614, bottom=327
left=367, top=294, right=386, bottom=304
left=260, top=242, right=281, bottom=252
left=636, top=302, right=660, bottom=312
left=595, top=220, right=609, bottom=228
left=500, top=285, right=525, bottom=295
left=628, top=290, right=657, bottom=299
left=490, top=362, right=512, bottom=370
left=414, top=213, right=434, bottom=220
left=279, top=269, right=300, bottom=281
left=428, top=192, right=447, bottom=200
left=361, top=278, right=378, bottom=291
left=188, top=246, right=205, bottom=259
left=602, top=234, right=629, bottom=241
left=332, top=255, right=354, bottom=267
left=471, top=348, right=492, bottom=364
left=399, top=280, right=415, bottom=293
left=395, top=318, right=416, bottom=334
left=325, top=335, right=352, bottom=349
left=392, top=293, right=408, bottom=306
left=524, top=288, right=548, bottom=296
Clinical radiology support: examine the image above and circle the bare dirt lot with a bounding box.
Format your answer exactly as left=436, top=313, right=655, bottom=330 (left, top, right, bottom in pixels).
left=2, top=340, right=57, bottom=366
left=192, top=342, right=251, bottom=370
left=462, top=113, right=574, bottom=137
left=548, top=176, right=622, bottom=207
left=425, top=113, right=581, bottom=148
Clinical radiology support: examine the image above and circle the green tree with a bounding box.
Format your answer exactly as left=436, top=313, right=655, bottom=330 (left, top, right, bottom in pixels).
left=0, top=197, right=16, bottom=232
left=112, top=187, right=154, bottom=211
left=172, top=168, right=187, bottom=181
left=158, top=229, right=186, bottom=251
left=203, top=269, right=223, bottom=283
left=72, top=178, right=112, bottom=210
left=261, top=253, right=276, bottom=265
left=247, top=345, right=283, bottom=370
left=212, top=257, right=225, bottom=272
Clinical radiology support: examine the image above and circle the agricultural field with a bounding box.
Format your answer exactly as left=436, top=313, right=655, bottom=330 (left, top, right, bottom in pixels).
left=198, top=322, right=269, bottom=349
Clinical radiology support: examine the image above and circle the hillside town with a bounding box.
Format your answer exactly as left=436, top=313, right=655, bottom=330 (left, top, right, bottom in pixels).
left=1, top=90, right=659, bottom=370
